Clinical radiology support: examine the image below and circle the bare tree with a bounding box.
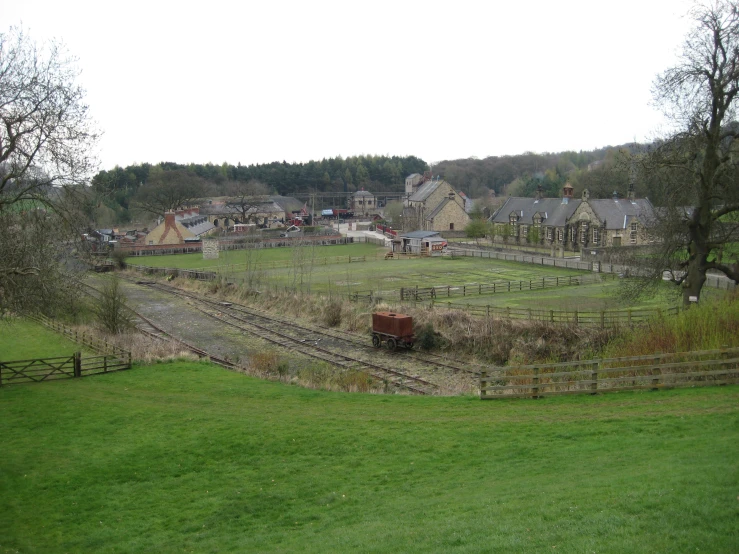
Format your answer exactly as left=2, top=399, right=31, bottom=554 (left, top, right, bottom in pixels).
left=225, top=179, right=270, bottom=224
left=641, top=1, right=739, bottom=305
left=0, top=27, right=99, bottom=208
left=0, top=26, right=99, bottom=316
left=132, top=170, right=203, bottom=217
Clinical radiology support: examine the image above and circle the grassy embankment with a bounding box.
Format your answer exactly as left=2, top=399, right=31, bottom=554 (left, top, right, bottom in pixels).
left=1, top=361, right=737, bottom=553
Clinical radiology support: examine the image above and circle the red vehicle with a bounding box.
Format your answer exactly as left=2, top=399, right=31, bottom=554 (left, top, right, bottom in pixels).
left=371, top=312, right=414, bottom=350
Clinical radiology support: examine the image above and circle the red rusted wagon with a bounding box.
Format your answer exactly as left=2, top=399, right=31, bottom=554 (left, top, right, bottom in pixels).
left=372, top=312, right=414, bottom=350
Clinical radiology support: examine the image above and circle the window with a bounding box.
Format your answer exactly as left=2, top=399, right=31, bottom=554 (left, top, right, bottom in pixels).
left=630, top=222, right=638, bottom=244
left=570, top=226, right=577, bottom=243
left=592, top=227, right=599, bottom=244
left=580, top=223, right=588, bottom=244
left=546, top=227, right=552, bottom=240
left=557, top=229, right=563, bottom=242
left=522, top=225, right=528, bottom=237
left=450, top=223, right=454, bottom=230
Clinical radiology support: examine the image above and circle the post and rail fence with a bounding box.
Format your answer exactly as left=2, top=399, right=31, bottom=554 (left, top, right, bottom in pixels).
left=0, top=316, right=132, bottom=386
left=480, top=347, right=739, bottom=399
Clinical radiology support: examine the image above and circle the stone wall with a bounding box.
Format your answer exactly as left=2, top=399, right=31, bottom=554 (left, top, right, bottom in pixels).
left=202, top=239, right=220, bottom=260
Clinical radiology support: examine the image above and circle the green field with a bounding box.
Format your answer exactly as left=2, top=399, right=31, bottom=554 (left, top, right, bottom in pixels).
left=0, top=319, right=90, bottom=360
left=1, top=362, right=736, bottom=553
left=124, top=243, right=690, bottom=310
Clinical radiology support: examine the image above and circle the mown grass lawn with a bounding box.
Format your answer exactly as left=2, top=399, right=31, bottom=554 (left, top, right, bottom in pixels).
left=0, top=319, right=91, bottom=361
left=1, top=361, right=736, bottom=553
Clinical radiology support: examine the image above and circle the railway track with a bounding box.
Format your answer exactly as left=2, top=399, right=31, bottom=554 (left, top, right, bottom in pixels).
left=80, top=281, right=243, bottom=372
left=120, top=278, right=468, bottom=394
left=138, top=280, right=480, bottom=376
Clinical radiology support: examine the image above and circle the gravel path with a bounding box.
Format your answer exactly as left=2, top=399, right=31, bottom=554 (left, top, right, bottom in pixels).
left=119, top=280, right=257, bottom=364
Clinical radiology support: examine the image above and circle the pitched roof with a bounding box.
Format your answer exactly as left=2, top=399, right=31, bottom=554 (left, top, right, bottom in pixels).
left=490, top=197, right=581, bottom=227
left=400, top=230, right=441, bottom=239
left=587, top=198, right=656, bottom=229
left=179, top=214, right=215, bottom=236
left=353, top=190, right=374, bottom=197
left=408, top=179, right=445, bottom=202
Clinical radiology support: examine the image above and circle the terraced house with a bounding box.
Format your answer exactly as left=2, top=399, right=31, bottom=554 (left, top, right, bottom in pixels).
left=489, top=183, right=655, bottom=255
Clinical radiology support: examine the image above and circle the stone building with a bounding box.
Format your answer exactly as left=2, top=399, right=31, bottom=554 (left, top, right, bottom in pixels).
left=351, top=189, right=376, bottom=215
left=403, top=176, right=470, bottom=232
left=489, top=184, right=656, bottom=254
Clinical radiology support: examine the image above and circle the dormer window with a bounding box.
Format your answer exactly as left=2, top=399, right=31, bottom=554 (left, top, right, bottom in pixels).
left=533, top=215, right=541, bottom=225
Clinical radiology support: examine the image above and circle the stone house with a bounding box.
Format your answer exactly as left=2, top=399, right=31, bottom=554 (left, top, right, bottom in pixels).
left=403, top=177, right=470, bottom=232
left=568, top=189, right=656, bottom=249
left=489, top=184, right=656, bottom=254
left=490, top=184, right=581, bottom=252
left=351, top=189, right=376, bottom=215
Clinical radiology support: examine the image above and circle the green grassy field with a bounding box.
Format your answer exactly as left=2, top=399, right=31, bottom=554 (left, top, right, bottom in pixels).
left=1, top=362, right=736, bottom=553
left=126, top=243, right=384, bottom=270
left=123, top=243, right=696, bottom=311
left=0, top=319, right=90, bottom=360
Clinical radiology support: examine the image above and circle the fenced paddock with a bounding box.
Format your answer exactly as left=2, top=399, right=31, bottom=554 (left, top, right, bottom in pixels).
left=400, top=273, right=616, bottom=301
left=0, top=315, right=133, bottom=386
left=480, top=347, right=739, bottom=399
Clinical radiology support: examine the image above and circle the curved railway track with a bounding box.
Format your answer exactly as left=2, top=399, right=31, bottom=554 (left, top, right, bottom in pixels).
left=116, top=278, right=482, bottom=394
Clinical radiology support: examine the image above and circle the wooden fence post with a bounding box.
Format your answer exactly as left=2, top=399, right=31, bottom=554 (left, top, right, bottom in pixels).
left=532, top=367, right=540, bottom=398
left=480, top=371, right=487, bottom=399
left=590, top=361, right=598, bottom=394
left=652, top=353, right=662, bottom=390
left=74, top=352, right=82, bottom=378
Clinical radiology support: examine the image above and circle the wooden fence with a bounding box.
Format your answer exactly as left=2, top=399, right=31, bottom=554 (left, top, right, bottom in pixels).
left=33, top=315, right=131, bottom=359
left=432, top=302, right=681, bottom=327
left=0, top=351, right=131, bottom=386
left=480, top=347, right=739, bottom=399
left=400, top=273, right=616, bottom=301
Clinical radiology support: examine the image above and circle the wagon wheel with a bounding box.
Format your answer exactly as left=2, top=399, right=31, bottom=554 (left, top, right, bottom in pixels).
left=386, top=337, right=397, bottom=351
left=372, top=334, right=381, bottom=348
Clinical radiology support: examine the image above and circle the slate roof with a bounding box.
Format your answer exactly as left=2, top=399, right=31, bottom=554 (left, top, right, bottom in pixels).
left=179, top=215, right=215, bottom=237
left=490, top=197, right=581, bottom=227
left=408, top=179, right=444, bottom=203
left=400, top=230, right=441, bottom=239
left=353, top=190, right=374, bottom=197
left=588, top=198, right=656, bottom=229
left=270, top=195, right=303, bottom=213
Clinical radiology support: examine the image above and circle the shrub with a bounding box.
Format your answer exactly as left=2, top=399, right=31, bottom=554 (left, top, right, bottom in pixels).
left=322, top=301, right=342, bottom=327
left=416, top=323, right=438, bottom=351
left=94, top=276, right=133, bottom=334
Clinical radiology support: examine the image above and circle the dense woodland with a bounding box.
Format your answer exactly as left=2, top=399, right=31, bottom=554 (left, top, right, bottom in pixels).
left=90, top=143, right=669, bottom=225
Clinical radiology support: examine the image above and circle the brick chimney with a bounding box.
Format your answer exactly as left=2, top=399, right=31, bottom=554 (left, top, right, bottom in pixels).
left=164, top=211, right=176, bottom=226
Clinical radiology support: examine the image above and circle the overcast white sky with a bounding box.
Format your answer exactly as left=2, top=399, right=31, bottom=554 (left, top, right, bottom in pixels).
left=2, top=0, right=694, bottom=170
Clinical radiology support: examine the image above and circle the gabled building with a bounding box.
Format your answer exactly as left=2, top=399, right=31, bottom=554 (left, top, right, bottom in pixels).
left=569, top=189, right=656, bottom=248
left=489, top=184, right=581, bottom=250
left=489, top=183, right=656, bottom=254
left=351, top=189, right=376, bottom=215
left=403, top=176, right=470, bottom=232
left=145, top=208, right=215, bottom=245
